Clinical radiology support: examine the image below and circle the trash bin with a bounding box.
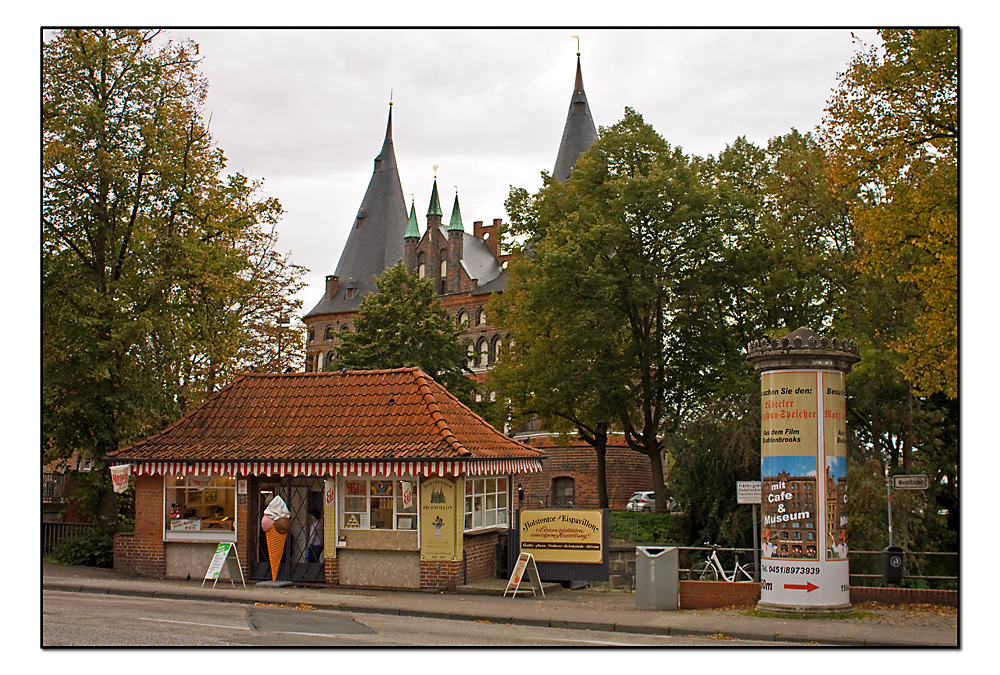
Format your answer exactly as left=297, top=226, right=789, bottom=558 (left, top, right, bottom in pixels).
left=882, top=546, right=904, bottom=585
left=635, top=546, right=678, bottom=610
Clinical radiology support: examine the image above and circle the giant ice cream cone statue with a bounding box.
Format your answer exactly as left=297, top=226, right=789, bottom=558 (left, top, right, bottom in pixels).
left=264, top=527, right=287, bottom=582
left=261, top=496, right=292, bottom=582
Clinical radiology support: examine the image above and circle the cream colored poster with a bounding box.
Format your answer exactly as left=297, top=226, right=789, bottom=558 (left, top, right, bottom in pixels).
left=420, top=477, right=461, bottom=561
left=759, top=369, right=849, bottom=609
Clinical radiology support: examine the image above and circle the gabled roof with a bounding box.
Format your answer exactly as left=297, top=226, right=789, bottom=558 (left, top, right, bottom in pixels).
left=305, top=106, right=408, bottom=318
left=553, top=54, right=598, bottom=183
left=110, top=368, right=540, bottom=463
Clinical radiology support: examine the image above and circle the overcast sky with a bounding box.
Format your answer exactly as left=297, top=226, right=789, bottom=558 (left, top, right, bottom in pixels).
left=142, top=27, right=881, bottom=317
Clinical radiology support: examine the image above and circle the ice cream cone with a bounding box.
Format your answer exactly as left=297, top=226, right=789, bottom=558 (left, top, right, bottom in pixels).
left=265, top=527, right=287, bottom=582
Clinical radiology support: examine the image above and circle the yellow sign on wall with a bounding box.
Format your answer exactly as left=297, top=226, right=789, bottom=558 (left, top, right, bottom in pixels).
left=420, top=477, right=461, bottom=561
left=519, top=509, right=604, bottom=564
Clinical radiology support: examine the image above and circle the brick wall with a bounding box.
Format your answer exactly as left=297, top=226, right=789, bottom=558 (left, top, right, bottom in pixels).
left=517, top=437, right=652, bottom=509
left=113, top=474, right=166, bottom=576
left=463, top=531, right=499, bottom=583
left=324, top=555, right=339, bottom=585
left=420, top=560, right=462, bottom=591
left=679, top=580, right=761, bottom=609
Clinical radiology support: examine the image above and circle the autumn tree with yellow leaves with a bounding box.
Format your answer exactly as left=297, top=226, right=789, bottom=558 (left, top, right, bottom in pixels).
left=822, top=29, right=957, bottom=399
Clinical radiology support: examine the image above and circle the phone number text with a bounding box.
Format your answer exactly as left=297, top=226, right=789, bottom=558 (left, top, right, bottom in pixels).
left=762, top=565, right=820, bottom=574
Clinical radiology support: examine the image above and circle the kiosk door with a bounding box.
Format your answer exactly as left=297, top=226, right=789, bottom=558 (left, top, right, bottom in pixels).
left=251, top=476, right=326, bottom=582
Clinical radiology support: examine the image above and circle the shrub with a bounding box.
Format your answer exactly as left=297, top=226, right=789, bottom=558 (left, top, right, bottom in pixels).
left=53, top=528, right=114, bottom=568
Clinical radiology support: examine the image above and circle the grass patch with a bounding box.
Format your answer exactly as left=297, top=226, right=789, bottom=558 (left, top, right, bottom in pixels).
left=742, top=607, right=871, bottom=621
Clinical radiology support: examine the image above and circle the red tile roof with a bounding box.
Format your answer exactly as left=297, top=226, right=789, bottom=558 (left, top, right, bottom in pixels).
left=110, top=368, right=540, bottom=463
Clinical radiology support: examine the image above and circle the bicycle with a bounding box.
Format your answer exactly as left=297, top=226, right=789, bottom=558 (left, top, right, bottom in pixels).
left=688, top=543, right=757, bottom=582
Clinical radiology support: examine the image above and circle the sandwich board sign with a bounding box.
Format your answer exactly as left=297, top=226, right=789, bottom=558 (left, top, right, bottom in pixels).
left=504, top=552, right=545, bottom=598
left=202, top=542, right=246, bottom=589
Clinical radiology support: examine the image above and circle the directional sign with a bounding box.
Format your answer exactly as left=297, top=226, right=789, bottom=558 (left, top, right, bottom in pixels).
left=892, top=474, right=929, bottom=490
left=736, top=481, right=761, bottom=504
left=784, top=581, right=819, bottom=593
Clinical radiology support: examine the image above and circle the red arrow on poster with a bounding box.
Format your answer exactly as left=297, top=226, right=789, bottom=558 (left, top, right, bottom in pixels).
left=784, top=582, right=819, bottom=592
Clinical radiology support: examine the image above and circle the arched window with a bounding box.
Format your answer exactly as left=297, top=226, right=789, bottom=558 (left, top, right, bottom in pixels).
left=477, top=307, right=487, bottom=326
left=324, top=325, right=334, bottom=341
left=307, top=328, right=315, bottom=343
left=467, top=342, right=477, bottom=369
left=553, top=477, right=575, bottom=508
left=417, top=252, right=426, bottom=279
left=490, top=335, right=502, bottom=365
left=327, top=350, right=338, bottom=365
left=456, top=311, right=470, bottom=329
left=477, top=338, right=489, bottom=368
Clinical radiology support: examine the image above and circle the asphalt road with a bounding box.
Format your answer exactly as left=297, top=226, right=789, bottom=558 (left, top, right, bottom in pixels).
left=42, top=591, right=798, bottom=647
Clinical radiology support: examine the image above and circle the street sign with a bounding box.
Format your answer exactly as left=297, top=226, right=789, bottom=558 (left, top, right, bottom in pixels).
left=737, top=481, right=762, bottom=504
left=892, top=474, right=929, bottom=490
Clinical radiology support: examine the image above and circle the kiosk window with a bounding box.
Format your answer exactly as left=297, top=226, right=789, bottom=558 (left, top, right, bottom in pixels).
left=464, top=476, right=508, bottom=531
left=342, top=478, right=417, bottom=531
left=164, top=475, right=237, bottom=540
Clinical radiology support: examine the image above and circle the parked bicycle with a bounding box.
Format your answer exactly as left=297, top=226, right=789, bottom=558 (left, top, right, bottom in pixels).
left=689, top=543, right=756, bottom=582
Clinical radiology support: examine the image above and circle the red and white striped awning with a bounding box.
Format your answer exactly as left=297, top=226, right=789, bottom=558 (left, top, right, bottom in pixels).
left=121, top=458, right=542, bottom=478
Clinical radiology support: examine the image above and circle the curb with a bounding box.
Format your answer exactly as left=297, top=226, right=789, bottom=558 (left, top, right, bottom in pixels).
left=43, top=580, right=951, bottom=647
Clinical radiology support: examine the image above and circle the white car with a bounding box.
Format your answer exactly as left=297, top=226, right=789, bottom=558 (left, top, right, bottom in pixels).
left=625, top=491, right=677, bottom=512
left=626, top=491, right=655, bottom=512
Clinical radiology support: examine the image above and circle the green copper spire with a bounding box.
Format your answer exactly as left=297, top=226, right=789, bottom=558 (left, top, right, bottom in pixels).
left=405, top=199, right=420, bottom=238
left=448, top=192, right=464, bottom=232
left=427, top=178, right=443, bottom=218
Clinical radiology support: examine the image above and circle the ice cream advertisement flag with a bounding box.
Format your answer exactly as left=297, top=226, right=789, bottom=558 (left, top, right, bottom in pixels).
left=110, top=464, right=131, bottom=493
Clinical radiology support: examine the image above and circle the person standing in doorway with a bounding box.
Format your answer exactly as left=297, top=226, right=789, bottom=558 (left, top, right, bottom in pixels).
left=307, top=509, right=323, bottom=563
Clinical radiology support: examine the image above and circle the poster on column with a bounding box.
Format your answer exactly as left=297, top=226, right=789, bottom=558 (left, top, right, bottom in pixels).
left=759, top=370, right=848, bottom=607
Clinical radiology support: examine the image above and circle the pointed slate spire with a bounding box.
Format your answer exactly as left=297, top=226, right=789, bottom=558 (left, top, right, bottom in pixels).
left=405, top=199, right=420, bottom=238
left=553, top=52, right=598, bottom=183
left=305, top=104, right=408, bottom=317
left=448, top=191, right=464, bottom=232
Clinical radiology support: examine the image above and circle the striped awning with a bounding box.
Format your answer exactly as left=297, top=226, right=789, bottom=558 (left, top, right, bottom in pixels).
left=120, top=458, right=542, bottom=478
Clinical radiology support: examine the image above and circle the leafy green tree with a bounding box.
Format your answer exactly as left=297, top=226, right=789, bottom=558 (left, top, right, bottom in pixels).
left=487, top=219, right=621, bottom=507
left=337, top=263, right=478, bottom=407
left=495, top=108, right=716, bottom=512
left=43, top=29, right=304, bottom=463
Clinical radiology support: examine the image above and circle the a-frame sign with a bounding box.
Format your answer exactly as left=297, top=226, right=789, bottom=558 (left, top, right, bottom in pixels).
left=504, top=552, right=545, bottom=598
left=202, top=542, right=247, bottom=589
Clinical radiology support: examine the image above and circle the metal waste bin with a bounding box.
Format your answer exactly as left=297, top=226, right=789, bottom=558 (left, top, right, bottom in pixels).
left=635, top=546, right=678, bottom=610
left=883, top=546, right=904, bottom=585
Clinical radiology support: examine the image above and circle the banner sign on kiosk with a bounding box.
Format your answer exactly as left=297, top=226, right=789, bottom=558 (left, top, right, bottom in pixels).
left=518, top=509, right=604, bottom=564
left=202, top=542, right=246, bottom=589
left=504, top=552, right=545, bottom=598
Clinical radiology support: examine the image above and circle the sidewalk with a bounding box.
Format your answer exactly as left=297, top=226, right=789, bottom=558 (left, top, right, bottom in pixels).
left=41, top=563, right=957, bottom=647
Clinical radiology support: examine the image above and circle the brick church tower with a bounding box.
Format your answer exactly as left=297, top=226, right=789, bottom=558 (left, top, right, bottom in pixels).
left=301, top=51, right=651, bottom=510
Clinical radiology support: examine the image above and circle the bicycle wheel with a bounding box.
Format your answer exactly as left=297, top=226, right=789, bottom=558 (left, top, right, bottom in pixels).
left=736, top=563, right=758, bottom=582
left=690, top=562, right=718, bottom=581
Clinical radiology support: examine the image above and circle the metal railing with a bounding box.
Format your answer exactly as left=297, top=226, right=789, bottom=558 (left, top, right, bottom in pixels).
left=621, top=543, right=957, bottom=586
left=42, top=522, right=95, bottom=555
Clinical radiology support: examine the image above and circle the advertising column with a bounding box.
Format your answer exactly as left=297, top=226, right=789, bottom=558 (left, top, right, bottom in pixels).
left=747, top=328, right=859, bottom=615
